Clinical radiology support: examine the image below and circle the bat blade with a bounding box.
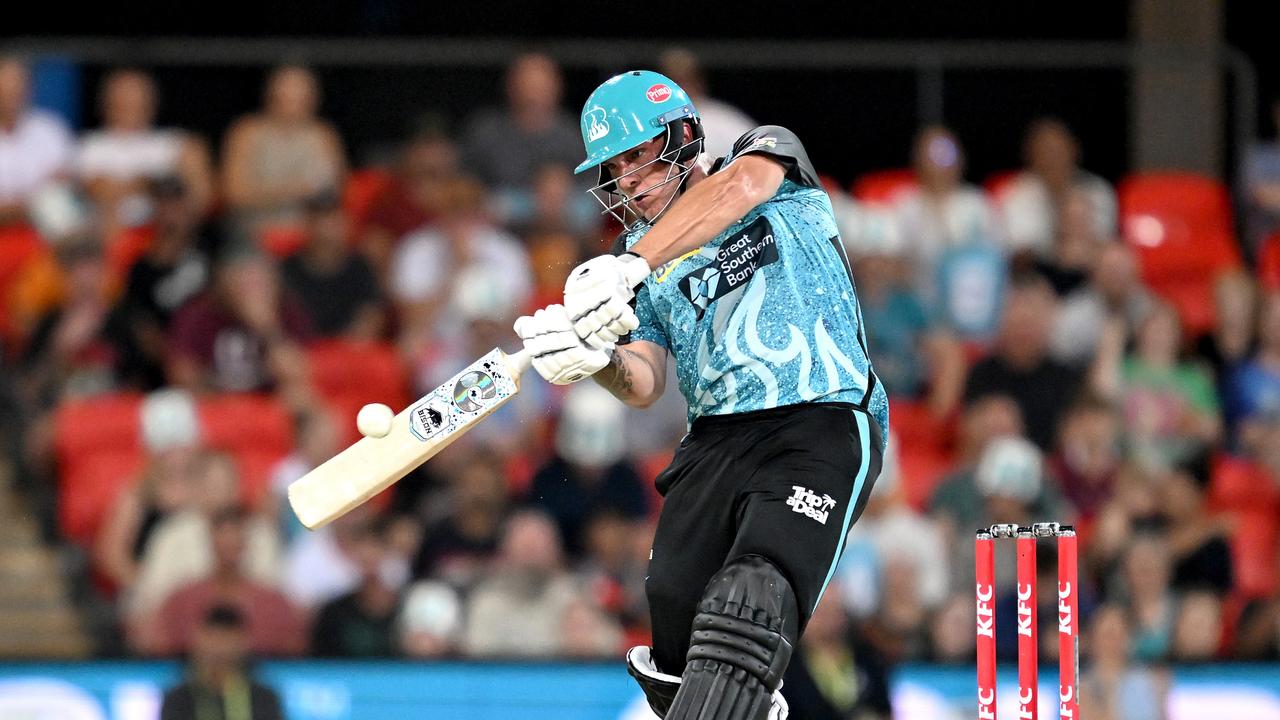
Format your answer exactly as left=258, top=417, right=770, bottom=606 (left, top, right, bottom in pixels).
left=288, top=347, right=526, bottom=530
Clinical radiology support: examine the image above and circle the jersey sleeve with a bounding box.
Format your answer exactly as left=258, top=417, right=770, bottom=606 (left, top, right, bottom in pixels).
left=717, top=125, right=821, bottom=189
left=627, top=280, right=670, bottom=349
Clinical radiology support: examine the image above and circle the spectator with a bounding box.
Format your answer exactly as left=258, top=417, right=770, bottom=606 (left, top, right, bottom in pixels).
left=312, top=518, right=403, bottom=657
left=0, top=56, right=73, bottom=225
left=851, top=226, right=965, bottom=415
left=862, top=555, right=931, bottom=664
left=461, top=53, right=581, bottom=193
left=1242, top=99, right=1280, bottom=253
left=657, top=47, right=756, bottom=159
left=112, top=176, right=214, bottom=389
left=998, top=117, right=1117, bottom=259
left=1116, top=531, right=1178, bottom=663
left=972, top=437, right=1059, bottom=596
left=783, top=582, right=892, bottom=720
left=926, top=593, right=977, bottom=663
left=1030, top=188, right=1106, bottom=298
left=1235, top=591, right=1280, bottom=660
left=1079, top=604, right=1169, bottom=720
left=894, top=125, right=1006, bottom=341
left=493, top=162, right=600, bottom=239
left=221, top=65, right=346, bottom=244
left=95, top=388, right=202, bottom=590
left=1225, top=292, right=1280, bottom=452
left=558, top=595, right=624, bottom=658
left=529, top=383, right=649, bottom=557
left=168, top=249, right=313, bottom=398
left=461, top=510, right=580, bottom=657
left=18, top=240, right=124, bottom=406
left=410, top=449, right=509, bottom=588
left=1170, top=590, right=1225, bottom=662
left=283, top=503, right=409, bottom=610
left=137, top=506, right=304, bottom=657
left=1196, top=271, right=1259, bottom=417
left=397, top=580, right=463, bottom=658
left=393, top=177, right=531, bottom=347
left=1052, top=243, right=1155, bottom=369
left=267, top=408, right=342, bottom=542
left=963, top=272, right=1082, bottom=450
left=929, top=394, right=1028, bottom=541
left=526, top=229, right=582, bottom=310
left=281, top=190, right=384, bottom=340
left=1088, top=462, right=1165, bottom=590
left=1049, top=395, right=1123, bottom=522
left=577, top=510, right=651, bottom=646
left=77, top=68, right=214, bottom=240
left=159, top=605, right=284, bottom=720
left=1159, top=454, right=1233, bottom=596
left=126, top=452, right=282, bottom=619
left=1092, top=300, right=1221, bottom=466
left=360, top=129, right=458, bottom=275
left=838, top=436, right=948, bottom=619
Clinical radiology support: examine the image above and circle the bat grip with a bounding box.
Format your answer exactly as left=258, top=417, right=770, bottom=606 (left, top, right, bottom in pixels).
left=505, top=347, right=534, bottom=375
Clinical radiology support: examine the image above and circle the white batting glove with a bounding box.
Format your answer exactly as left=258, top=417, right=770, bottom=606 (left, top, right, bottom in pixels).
left=563, top=252, right=651, bottom=351
left=514, top=304, right=611, bottom=385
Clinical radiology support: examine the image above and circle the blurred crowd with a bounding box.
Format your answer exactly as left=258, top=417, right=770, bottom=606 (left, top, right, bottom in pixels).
left=3, top=46, right=1280, bottom=720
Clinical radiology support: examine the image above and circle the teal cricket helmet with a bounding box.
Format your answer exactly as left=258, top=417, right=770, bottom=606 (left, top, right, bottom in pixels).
left=574, top=70, right=703, bottom=177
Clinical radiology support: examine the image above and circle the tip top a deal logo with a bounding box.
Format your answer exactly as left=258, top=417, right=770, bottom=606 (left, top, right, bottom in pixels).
left=585, top=106, right=610, bottom=142
left=646, top=84, right=672, bottom=103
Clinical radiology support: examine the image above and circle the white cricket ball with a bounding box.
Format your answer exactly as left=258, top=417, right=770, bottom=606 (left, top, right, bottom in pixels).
left=357, top=403, right=394, bottom=438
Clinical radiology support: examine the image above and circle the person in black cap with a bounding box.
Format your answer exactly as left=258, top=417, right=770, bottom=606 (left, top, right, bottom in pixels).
left=160, top=604, right=284, bottom=720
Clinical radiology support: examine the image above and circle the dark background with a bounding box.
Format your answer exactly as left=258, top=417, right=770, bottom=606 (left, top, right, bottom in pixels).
left=6, top=1, right=1276, bottom=186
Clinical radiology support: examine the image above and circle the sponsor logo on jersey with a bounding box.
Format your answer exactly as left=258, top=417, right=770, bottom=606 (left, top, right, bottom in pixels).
left=646, top=84, right=672, bottom=103
left=652, top=248, right=702, bottom=283
left=785, top=485, right=836, bottom=524
left=678, top=216, right=778, bottom=319
left=585, top=105, right=610, bottom=142
left=746, top=136, right=777, bottom=152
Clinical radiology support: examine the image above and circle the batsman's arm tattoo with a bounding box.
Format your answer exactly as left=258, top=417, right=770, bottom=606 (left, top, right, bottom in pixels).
left=594, top=345, right=664, bottom=407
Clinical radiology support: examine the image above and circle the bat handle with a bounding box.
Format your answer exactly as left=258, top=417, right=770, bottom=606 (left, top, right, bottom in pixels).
left=505, top=347, right=534, bottom=375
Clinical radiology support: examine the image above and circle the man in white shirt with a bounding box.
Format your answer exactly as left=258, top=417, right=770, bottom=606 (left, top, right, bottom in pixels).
left=0, top=57, right=73, bottom=224
left=658, top=48, right=756, bottom=159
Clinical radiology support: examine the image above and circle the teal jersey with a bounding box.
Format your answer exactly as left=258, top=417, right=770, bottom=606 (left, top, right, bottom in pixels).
left=618, top=126, right=888, bottom=445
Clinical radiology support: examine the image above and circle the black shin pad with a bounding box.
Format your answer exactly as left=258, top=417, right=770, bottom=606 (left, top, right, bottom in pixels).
left=664, top=555, right=798, bottom=720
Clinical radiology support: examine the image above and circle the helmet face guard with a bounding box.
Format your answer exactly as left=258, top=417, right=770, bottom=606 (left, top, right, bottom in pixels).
left=588, top=119, right=704, bottom=230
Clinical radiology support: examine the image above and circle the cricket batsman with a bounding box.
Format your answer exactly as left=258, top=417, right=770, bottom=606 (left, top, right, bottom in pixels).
left=513, top=70, right=888, bottom=719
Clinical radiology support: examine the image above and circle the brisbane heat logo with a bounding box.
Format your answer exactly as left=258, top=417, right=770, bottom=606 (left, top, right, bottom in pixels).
left=646, top=84, right=672, bottom=103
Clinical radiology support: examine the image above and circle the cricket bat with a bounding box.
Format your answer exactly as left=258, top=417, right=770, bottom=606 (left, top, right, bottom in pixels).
left=288, top=347, right=532, bottom=530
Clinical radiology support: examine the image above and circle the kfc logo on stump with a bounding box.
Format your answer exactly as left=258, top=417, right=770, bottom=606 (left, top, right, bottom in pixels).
left=646, top=84, right=672, bottom=103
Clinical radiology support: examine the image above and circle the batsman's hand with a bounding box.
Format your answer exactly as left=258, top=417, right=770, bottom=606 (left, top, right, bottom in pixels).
left=563, top=252, right=651, bottom=351
left=514, top=304, right=611, bottom=385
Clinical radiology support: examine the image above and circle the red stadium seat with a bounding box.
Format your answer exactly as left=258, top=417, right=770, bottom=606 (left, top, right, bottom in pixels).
left=0, top=225, right=50, bottom=342
left=53, top=393, right=146, bottom=546
left=259, top=225, right=307, bottom=259
left=343, top=167, right=395, bottom=232
left=1229, top=509, right=1280, bottom=599
left=1258, top=231, right=1280, bottom=292
left=106, top=225, right=155, bottom=291
left=198, top=394, right=294, bottom=505
left=1209, top=455, right=1280, bottom=513
left=851, top=169, right=918, bottom=206
left=306, top=340, right=411, bottom=445
left=1118, top=172, right=1243, bottom=335
left=983, top=170, right=1020, bottom=202
left=888, top=398, right=957, bottom=510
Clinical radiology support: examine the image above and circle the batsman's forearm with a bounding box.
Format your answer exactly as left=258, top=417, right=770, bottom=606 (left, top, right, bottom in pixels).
left=594, top=346, right=662, bottom=408
left=630, top=158, right=782, bottom=268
